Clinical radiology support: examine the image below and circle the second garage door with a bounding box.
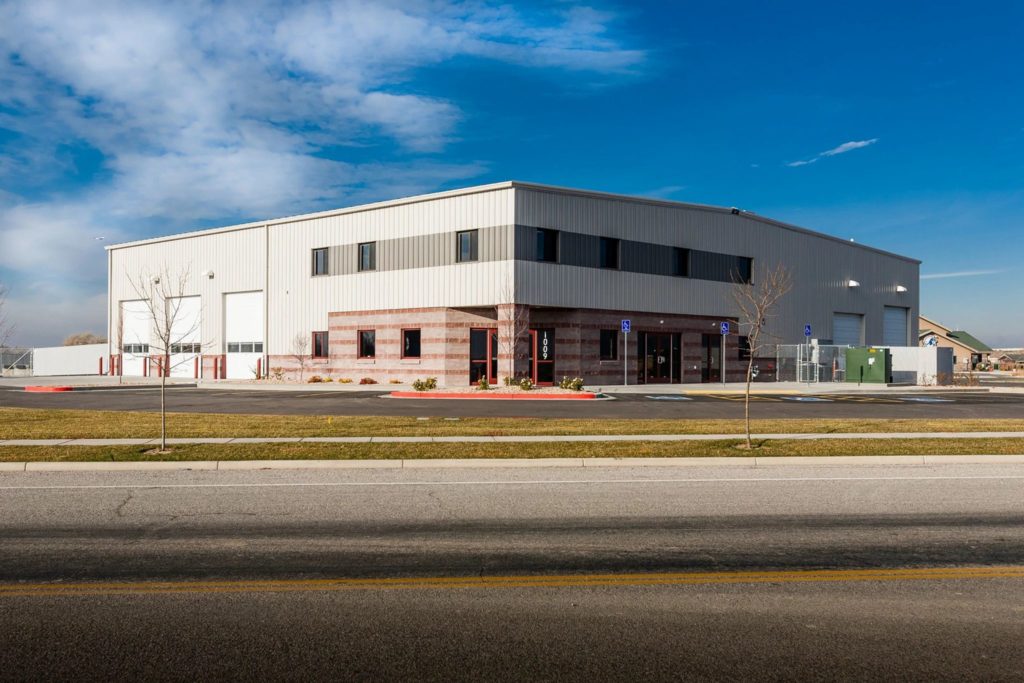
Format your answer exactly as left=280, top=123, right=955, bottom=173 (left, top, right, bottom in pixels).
left=882, top=306, right=909, bottom=347
left=832, top=313, right=863, bottom=347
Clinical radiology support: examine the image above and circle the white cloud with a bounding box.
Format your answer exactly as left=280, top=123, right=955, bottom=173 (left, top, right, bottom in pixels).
left=786, top=138, right=878, bottom=167
left=920, top=269, right=1006, bottom=280
left=0, top=0, right=642, bottom=344
left=821, top=139, right=879, bottom=157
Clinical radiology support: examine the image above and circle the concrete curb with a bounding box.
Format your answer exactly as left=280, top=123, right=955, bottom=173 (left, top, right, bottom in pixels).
left=4, top=432, right=1024, bottom=447
left=2, top=454, right=1024, bottom=472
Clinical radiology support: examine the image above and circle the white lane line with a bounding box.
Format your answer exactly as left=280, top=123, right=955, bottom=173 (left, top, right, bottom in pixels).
left=0, top=475, right=1023, bottom=491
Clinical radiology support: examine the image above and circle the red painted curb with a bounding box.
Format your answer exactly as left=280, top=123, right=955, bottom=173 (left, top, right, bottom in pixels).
left=24, top=386, right=74, bottom=392
left=390, top=391, right=600, bottom=400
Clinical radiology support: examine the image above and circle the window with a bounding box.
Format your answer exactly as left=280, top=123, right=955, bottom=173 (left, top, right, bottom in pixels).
left=734, top=256, right=753, bottom=284
left=122, top=343, right=149, bottom=354
left=456, top=230, right=479, bottom=263
left=312, top=247, right=328, bottom=276
left=312, top=331, right=329, bottom=359
left=358, top=242, right=376, bottom=271
left=739, top=336, right=752, bottom=360
left=227, top=342, right=263, bottom=353
left=673, top=247, right=690, bottom=277
left=599, top=329, right=618, bottom=360
left=599, top=237, right=619, bottom=269
left=536, top=228, right=558, bottom=263
left=402, top=329, right=421, bottom=358
left=689, top=250, right=752, bottom=283
left=358, top=330, right=375, bottom=358
left=170, top=343, right=200, bottom=354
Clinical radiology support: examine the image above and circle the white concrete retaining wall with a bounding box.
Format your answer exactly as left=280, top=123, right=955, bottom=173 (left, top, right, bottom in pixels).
left=883, top=346, right=954, bottom=385
left=32, top=344, right=107, bottom=376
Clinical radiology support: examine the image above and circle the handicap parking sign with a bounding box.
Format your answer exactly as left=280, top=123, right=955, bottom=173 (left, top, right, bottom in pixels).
left=804, top=324, right=812, bottom=337
left=720, top=321, right=730, bottom=335
left=621, top=319, right=631, bottom=333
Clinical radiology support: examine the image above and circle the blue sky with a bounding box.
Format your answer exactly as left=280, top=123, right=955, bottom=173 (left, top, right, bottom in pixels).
left=1, top=1, right=1021, bottom=346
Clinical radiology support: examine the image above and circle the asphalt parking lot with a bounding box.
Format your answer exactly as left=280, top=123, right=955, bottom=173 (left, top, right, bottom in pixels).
left=2, top=385, right=1023, bottom=419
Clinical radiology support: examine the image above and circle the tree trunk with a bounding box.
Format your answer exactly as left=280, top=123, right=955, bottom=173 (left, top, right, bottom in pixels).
left=160, top=358, right=167, bottom=451
left=744, top=350, right=755, bottom=449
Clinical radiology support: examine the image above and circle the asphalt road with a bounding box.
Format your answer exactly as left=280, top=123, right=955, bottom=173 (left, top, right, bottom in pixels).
left=1, top=462, right=1022, bottom=679
left=3, top=384, right=1024, bottom=419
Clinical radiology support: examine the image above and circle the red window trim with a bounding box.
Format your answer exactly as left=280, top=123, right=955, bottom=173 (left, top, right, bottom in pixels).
left=357, top=329, right=376, bottom=358
left=312, top=331, right=329, bottom=359
left=401, top=328, right=421, bottom=359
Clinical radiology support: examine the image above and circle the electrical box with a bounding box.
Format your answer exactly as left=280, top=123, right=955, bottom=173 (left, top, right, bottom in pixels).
left=845, top=347, right=892, bottom=384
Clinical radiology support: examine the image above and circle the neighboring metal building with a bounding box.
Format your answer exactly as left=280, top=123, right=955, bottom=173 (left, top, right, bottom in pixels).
left=105, top=181, right=920, bottom=385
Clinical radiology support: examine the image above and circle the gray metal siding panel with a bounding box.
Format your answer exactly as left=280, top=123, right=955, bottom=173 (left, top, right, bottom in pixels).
left=324, top=225, right=510, bottom=275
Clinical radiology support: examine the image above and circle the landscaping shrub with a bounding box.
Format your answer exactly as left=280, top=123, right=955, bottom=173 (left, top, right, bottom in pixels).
left=389, top=379, right=402, bottom=384
left=519, top=377, right=534, bottom=391
left=270, top=367, right=284, bottom=381
left=411, top=377, right=437, bottom=391
left=559, top=376, right=585, bottom=391
left=308, top=375, right=323, bottom=383
left=477, top=377, right=490, bottom=390
left=339, top=378, right=353, bottom=384
left=323, top=377, right=333, bottom=382
left=359, top=377, right=378, bottom=385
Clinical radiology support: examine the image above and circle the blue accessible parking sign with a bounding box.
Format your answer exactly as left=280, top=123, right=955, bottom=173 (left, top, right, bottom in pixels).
left=621, top=320, right=631, bottom=333
left=804, top=323, right=812, bottom=337
left=720, top=321, right=730, bottom=335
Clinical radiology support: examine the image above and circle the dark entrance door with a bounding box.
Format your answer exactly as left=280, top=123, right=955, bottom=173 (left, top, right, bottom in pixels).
left=644, top=333, right=673, bottom=383
left=469, top=328, right=498, bottom=385
left=529, top=328, right=555, bottom=385
left=701, top=334, right=721, bottom=383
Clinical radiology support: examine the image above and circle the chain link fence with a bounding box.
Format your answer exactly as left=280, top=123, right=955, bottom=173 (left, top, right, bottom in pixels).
left=775, top=344, right=848, bottom=383
left=0, top=347, right=33, bottom=376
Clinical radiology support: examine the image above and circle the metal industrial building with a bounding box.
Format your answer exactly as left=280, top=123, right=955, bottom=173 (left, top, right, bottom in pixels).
left=105, top=181, right=920, bottom=385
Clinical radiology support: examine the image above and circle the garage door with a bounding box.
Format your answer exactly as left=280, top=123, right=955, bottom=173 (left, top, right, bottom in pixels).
left=832, top=313, right=863, bottom=347
left=882, top=306, right=909, bottom=347
left=120, top=300, right=151, bottom=377
left=168, top=296, right=201, bottom=378
left=224, top=291, right=264, bottom=379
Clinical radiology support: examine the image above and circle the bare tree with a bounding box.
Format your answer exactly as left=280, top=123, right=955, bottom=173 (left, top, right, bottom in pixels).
left=290, top=333, right=310, bottom=382
left=127, top=265, right=205, bottom=452
left=0, top=283, right=12, bottom=350
left=731, top=263, right=793, bottom=449
left=63, top=332, right=107, bottom=346
left=497, top=274, right=528, bottom=383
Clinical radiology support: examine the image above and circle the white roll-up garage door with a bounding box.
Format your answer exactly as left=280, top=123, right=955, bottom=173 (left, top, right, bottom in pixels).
left=120, top=300, right=151, bottom=377
left=224, top=291, right=264, bottom=379
left=832, top=313, right=863, bottom=347
left=168, top=296, right=201, bottom=378
left=882, top=306, right=909, bottom=347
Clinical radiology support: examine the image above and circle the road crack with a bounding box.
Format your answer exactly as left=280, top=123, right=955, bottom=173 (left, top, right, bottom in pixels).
left=114, top=491, right=134, bottom=518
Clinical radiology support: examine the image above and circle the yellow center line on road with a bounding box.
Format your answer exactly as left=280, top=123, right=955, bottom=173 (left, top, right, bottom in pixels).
left=1, top=566, right=1022, bottom=597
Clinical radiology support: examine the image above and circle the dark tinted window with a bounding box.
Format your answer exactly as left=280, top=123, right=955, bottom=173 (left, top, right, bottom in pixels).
left=358, top=242, right=376, bottom=271
left=673, top=247, right=690, bottom=277
left=536, top=228, right=558, bottom=263
left=312, top=248, right=328, bottom=276
left=457, top=230, right=478, bottom=263
left=599, top=237, right=619, bottom=269
left=690, top=250, right=752, bottom=283
left=739, top=335, right=752, bottom=360
left=312, top=331, right=329, bottom=358
left=358, top=330, right=375, bottom=358
left=600, top=329, right=618, bottom=360
left=402, top=329, right=421, bottom=358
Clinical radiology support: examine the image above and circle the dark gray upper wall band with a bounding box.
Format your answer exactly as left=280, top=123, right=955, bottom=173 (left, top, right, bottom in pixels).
left=311, top=223, right=751, bottom=283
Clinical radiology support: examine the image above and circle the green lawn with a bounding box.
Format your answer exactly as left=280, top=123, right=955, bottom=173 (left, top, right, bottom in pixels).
left=2, top=407, right=1024, bottom=440
left=2, top=438, right=1023, bottom=462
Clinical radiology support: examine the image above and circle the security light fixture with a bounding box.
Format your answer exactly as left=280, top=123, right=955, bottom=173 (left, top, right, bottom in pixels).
left=730, top=207, right=740, bottom=215
left=896, top=285, right=908, bottom=292
left=203, top=270, right=215, bottom=279
left=847, top=279, right=860, bottom=288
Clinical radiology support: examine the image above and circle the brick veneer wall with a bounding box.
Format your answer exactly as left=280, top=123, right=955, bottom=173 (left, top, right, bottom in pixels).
left=267, top=305, right=746, bottom=386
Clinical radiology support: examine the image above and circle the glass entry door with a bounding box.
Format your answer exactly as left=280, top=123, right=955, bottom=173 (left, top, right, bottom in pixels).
left=644, top=334, right=672, bottom=383
left=529, top=328, right=555, bottom=385
left=470, top=328, right=498, bottom=385
left=701, top=334, right=721, bottom=383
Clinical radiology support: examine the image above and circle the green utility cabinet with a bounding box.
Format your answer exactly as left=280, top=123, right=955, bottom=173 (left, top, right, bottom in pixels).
left=845, top=347, right=892, bottom=384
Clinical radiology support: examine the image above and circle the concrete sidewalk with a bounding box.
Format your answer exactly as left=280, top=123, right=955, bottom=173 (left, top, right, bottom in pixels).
left=3, top=431, right=1024, bottom=447
left=2, top=454, right=1023, bottom=472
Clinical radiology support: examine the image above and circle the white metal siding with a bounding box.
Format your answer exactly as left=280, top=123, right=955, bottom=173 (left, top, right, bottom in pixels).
left=32, top=344, right=107, bottom=376
left=882, top=306, right=909, bottom=347
left=832, top=313, right=864, bottom=347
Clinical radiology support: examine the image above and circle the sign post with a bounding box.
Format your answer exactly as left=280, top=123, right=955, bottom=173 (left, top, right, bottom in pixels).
left=621, top=319, right=631, bottom=386
left=804, top=323, right=812, bottom=385
left=720, top=321, right=730, bottom=386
